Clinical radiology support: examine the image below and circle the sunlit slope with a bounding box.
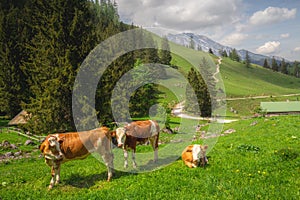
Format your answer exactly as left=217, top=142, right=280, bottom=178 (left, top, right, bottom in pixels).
left=220, top=57, right=300, bottom=97
left=151, top=31, right=300, bottom=99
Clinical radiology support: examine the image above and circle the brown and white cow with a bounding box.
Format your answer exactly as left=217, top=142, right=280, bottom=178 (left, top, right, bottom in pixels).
left=39, top=126, right=114, bottom=189
left=114, top=120, right=159, bottom=168
left=181, top=144, right=208, bottom=168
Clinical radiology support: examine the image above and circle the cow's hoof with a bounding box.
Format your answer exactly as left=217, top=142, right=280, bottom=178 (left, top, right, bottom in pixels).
left=48, top=185, right=53, bottom=190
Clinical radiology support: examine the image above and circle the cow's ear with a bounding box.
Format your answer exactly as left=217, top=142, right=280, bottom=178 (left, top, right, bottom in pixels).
left=58, top=137, right=65, bottom=144
left=201, top=145, right=208, bottom=151
left=39, top=143, right=45, bottom=152
left=110, top=130, right=116, bottom=137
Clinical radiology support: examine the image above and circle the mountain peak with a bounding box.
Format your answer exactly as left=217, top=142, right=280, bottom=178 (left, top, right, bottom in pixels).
left=167, top=33, right=287, bottom=66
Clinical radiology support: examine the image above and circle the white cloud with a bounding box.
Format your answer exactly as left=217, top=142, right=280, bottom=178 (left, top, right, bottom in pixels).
left=116, top=0, right=242, bottom=31
left=280, top=33, right=290, bottom=38
left=294, top=47, right=300, bottom=52
left=221, top=33, right=249, bottom=46
left=249, top=7, right=296, bottom=26
left=256, top=41, right=281, bottom=55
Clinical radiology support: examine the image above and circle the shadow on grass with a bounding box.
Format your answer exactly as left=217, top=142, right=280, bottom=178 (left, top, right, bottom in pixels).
left=63, top=156, right=182, bottom=188
left=63, top=170, right=135, bottom=189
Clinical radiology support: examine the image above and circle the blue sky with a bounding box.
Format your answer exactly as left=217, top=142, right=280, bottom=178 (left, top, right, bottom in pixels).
left=116, top=0, right=300, bottom=61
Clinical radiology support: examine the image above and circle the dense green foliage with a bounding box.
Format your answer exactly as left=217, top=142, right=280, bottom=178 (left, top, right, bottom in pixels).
left=185, top=67, right=211, bottom=117
left=0, top=115, right=299, bottom=199
left=0, top=1, right=170, bottom=133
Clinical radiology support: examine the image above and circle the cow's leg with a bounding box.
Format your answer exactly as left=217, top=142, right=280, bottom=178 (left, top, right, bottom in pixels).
left=132, top=150, right=137, bottom=168
left=123, top=149, right=128, bottom=168
left=150, top=137, right=158, bottom=162
left=54, top=162, right=61, bottom=185
left=184, top=161, right=194, bottom=168
left=49, top=166, right=56, bottom=190
left=102, top=152, right=114, bottom=181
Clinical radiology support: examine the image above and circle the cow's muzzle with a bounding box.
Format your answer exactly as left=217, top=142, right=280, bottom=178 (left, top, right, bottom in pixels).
left=118, top=143, right=123, bottom=148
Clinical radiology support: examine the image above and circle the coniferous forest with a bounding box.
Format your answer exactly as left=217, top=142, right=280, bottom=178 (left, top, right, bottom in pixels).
left=0, top=0, right=166, bottom=134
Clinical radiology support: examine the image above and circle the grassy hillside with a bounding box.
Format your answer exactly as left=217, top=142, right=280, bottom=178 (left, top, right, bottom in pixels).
left=170, top=52, right=300, bottom=99
left=0, top=115, right=299, bottom=199
left=168, top=49, right=300, bottom=117
left=220, top=57, right=300, bottom=98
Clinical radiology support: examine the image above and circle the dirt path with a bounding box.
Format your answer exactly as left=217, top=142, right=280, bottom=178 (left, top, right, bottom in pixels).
left=172, top=56, right=299, bottom=122
left=226, top=93, right=300, bottom=101
left=212, top=57, right=222, bottom=83
left=172, top=101, right=237, bottom=123
left=172, top=57, right=237, bottom=123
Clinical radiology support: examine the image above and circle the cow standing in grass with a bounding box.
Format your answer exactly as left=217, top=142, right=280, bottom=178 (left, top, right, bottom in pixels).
left=114, top=120, right=160, bottom=168
left=181, top=144, right=208, bottom=168
left=39, top=127, right=114, bottom=189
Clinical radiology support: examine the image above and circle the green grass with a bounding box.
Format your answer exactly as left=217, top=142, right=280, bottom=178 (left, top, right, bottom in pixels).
left=227, top=95, right=300, bottom=117
left=1, top=115, right=299, bottom=199
left=220, top=57, right=300, bottom=98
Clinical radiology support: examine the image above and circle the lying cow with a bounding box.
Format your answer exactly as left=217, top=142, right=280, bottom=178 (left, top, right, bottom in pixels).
left=181, top=144, right=208, bottom=168
left=114, top=120, right=159, bottom=168
left=39, top=126, right=114, bottom=189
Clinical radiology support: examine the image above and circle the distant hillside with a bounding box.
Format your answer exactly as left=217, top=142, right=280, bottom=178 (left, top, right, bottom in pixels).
left=167, top=33, right=287, bottom=66
left=170, top=52, right=300, bottom=98
left=219, top=57, right=300, bottom=97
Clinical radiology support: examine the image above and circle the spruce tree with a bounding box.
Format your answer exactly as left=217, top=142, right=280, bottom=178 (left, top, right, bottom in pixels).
left=229, top=49, right=240, bottom=62
left=293, top=61, right=299, bottom=78
left=185, top=67, right=211, bottom=117
left=271, top=57, right=279, bottom=72
left=263, top=58, right=269, bottom=68
left=221, top=50, right=228, bottom=57
left=160, top=36, right=172, bottom=65
left=245, top=51, right=251, bottom=68
left=0, top=1, right=29, bottom=117
left=280, top=58, right=288, bottom=74
left=21, top=0, right=104, bottom=133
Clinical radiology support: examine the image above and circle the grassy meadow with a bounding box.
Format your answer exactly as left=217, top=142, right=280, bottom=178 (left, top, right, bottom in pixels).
left=1, top=43, right=300, bottom=199
left=0, top=115, right=299, bottom=199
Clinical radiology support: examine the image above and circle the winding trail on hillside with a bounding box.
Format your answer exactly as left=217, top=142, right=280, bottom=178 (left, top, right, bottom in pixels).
left=172, top=56, right=300, bottom=122
left=172, top=57, right=237, bottom=123
left=212, top=57, right=222, bottom=83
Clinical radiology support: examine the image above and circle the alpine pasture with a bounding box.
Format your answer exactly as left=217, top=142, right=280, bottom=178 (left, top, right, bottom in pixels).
left=1, top=54, right=300, bottom=199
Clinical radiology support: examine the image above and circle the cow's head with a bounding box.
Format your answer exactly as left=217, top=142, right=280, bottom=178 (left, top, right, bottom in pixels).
left=115, top=127, right=126, bottom=148
left=199, top=145, right=208, bottom=167
left=39, top=135, right=64, bottom=161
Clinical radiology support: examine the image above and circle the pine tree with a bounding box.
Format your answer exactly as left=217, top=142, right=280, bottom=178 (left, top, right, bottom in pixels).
left=0, top=1, right=30, bottom=117
left=245, top=51, right=251, bottom=68
left=160, top=36, right=172, bottom=65
left=185, top=67, right=211, bottom=117
left=271, top=57, right=279, bottom=72
left=221, top=50, right=228, bottom=57
left=293, top=61, right=299, bottom=78
left=21, top=0, right=105, bottom=133
left=280, top=58, right=288, bottom=74
left=263, top=58, right=269, bottom=68
left=208, top=48, right=214, bottom=55
left=229, top=48, right=240, bottom=62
